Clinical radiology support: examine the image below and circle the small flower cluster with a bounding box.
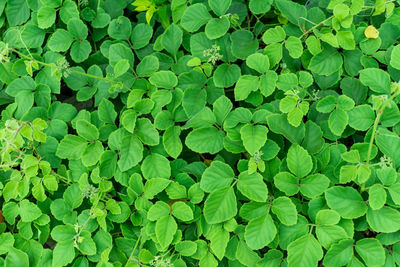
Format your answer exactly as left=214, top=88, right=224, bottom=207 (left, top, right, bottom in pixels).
left=0, top=42, right=10, bottom=63
left=81, top=184, right=100, bottom=199
left=203, top=45, right=222, bottom=65
left=253, top=151, right=263, bottom=163
left=379, top=155, right=393, bottom=168
left=149, top=255, right=173, bottom=267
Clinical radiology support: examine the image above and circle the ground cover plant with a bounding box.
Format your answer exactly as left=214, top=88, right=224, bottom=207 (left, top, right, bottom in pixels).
left=2, top=0, right=400, bottom=266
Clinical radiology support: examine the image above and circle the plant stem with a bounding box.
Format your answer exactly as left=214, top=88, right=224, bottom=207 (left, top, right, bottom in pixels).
left=11, top=48, right=131, bottom=91
left=299, top=15, right=333, bottom=39
left=366, top=93, right=399, bottom=166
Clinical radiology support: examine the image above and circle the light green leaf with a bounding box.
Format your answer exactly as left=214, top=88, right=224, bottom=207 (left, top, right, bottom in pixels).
left=328, top=109, right=348, bottom=136
left=185, top=127, right=224, bottom=154
left=149, top=71, right=178, bottom=89
left=366, top=206, right=400, bottom=233
left=172, top=202, right=193, bottom=221
left=155, top=215, right=178, bottom=249
left=181, top=3, right=212, bottom=32
left=287, top=234, right=323, bottom=267
left=355, top=238, right=385, bottom=267
left=285, top=36, right=303, bottom=58
left=271, top=197, right=297, bottom=226
left=200, top=161, right=234, bottom=193
left=359, top=68, right=391, bottom=94
left=204, top=186, right=237, bottom=224
left=240, top=124, right=268, bottom=155
left=117, top=135, right=143, bottom=172
left=287, top=144, right=313, bottom=178
left=237, top=171, right=268, bottom=202
left=325, top=186, right=367, bottom=219
left=141, top=153, right=170, bottom=180
left=163, top=126, right=183, bottom=159
left=210, top=229, right=229, bottom=260
left=234, top=75, right=259, bottom=101
left=245, top=214, right=277, bottom=250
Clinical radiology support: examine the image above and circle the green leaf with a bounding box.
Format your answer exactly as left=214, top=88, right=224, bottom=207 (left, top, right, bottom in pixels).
left=267, top=114, right=305, bottom=144
left=287, top=234, right=323, bottom=267
left=237, top=171, right=268, bottom=202
left=390, top=44, right=400, bottom=70
left=329, top=109, right=348, bottom=136
left=234, top=75, right=259, bottom=101
left=285, top=36, right=303, bottom=58
left=135, top=118, right=159, bottom=146
left=117, top=135, right=143, bottom=172
left=230, top=30, right=259, bottom=60
left=70, top=40, right=91, bottom=63
left=323, top=239, right=353, bottom=267
left=156, top=215, right=178, bottom=249
left=113, top=59, right=130, bottom=78
left=5, top=248, right=29, bottom=267
left=200, top=161, right=234, bottom=193
left=141, top=153, right=170, bottom=180
left=67, top=18, right=88, bottom=40
left=5, top=0, right=30, bottom=26
left=274, top=172, right=299, bottom=196
left=210, top=229, right=229, bottom=260
left=143, top=178, right=171, bottom=199
left=271, top=197, right=297, bottom=226
left=308, top=46, right=343, bottom=76
left=213, top=63, right=241, bottom=88
left=208, top=0, right=231, bottom=16
left=287, top=144, right=313, bottom=178
left=249, top=0, right=273, bottom=14
left=53, top=240, right=75, bottom=267
left=337, top=31, right=355, bottom=50
left=316, top=209, right=341, bottom=225
left=37, top=6, right=56, bottom=29
left=147, top=202, right=170, bottom=221
left=163, top=126, right=183, bottom=159
left=175, top=241, right=197, bottom=257
left=359, top=68, right=391, bottom=94
left=325, top=186, right=367, bottom=219
left=388, top=183, right=400, bottom=205
left=0, top=233, right=14, bottom=255
left=51, top=225, right=76, bottom=242
left=76, top=120, right=99, bottom=141
left=348, top=104, right=375, bottom=131
left=185, top=127, right=224, bottom=154
left=368, top=184, right=386, bottom=210
left=262, top=26, right=286, bottom=44
left=162, top=24, right=183, bottom=55
left=131, top=23, right=153, bottom=49
left=108, top=16, right=131, bottom=40
left=205, top=17, right=230, bottom=40
left=181, top=3, right=212, bottom=32
left=246, top=53, right=270, bottom=73
left=355, top=238, right=385, bottom=267
left=149, top=71, right=178, bottom=89
left=240, top=124, right=268, bottom=155
left=300, top=173, right=330, bottom=198
left=245, top=214, right=277, bottom=250
left=48, top=29, right=74, bottom=52
left=98, top=98, right=117, bottom=124
left=136, top=55, right=159, bottom=77
left=19, top=199, right=42, bottom=222
left=204, top=186, right=237, bottom=224
left=172, top=202, right=193, bottom=221
left=366, top=206, right=400, bottom=233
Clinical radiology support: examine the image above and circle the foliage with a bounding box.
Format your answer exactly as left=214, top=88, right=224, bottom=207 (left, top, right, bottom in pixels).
left=1, top=0, right=400, bottom=266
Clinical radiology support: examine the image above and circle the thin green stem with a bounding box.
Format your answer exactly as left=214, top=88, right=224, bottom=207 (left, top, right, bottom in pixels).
left=366, top=93, right=398, bottom=167
left=11, top=48, right=131, bottom=91
left=299, top=15, right=333, bottom=39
